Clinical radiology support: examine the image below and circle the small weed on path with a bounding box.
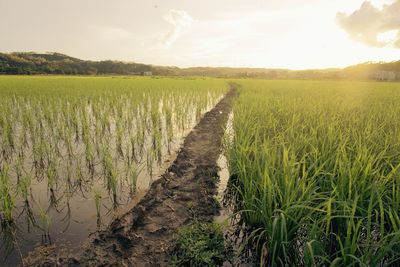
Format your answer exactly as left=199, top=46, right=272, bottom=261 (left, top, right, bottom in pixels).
left=171, top=223, right=232, bottom=267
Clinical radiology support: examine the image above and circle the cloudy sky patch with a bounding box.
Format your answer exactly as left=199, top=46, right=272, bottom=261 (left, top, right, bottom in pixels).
left=337, top=1, right=400, bottom=48
left=0, top=0, right=398, bottom=69
left=161, top=9, right=193, bottom=48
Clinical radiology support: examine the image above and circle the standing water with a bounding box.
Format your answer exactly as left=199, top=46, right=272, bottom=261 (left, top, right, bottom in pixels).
left=0, top=76, right=227, bottom=266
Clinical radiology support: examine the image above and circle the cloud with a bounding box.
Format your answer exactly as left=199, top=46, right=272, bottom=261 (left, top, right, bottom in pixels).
left=161, top=9, right=193, bottom=48
left=336, top=1, right=400, bottom=48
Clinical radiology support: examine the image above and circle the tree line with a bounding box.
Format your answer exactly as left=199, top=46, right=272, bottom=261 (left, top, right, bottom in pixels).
left=1, top=52, right=399, bottom=80
left=0, top=52, right=153, bottom=75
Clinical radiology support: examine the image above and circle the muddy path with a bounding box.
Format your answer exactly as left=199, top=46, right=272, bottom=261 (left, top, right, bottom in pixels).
left=24, top=84, right=237, bottom=266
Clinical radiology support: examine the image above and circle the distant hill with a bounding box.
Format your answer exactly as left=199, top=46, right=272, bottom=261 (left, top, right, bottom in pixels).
left=0, top=52, right=153, bottom=75
left=0, top=52, right=399, bottom=80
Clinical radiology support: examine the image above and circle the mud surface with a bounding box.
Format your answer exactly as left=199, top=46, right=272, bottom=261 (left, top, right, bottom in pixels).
left=23, top=84, right=237, bottom=266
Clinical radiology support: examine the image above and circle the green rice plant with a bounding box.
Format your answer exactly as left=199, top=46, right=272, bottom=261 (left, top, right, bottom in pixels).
left=0, top=166, right=15, bottom=223
left=14, top=154, right=24, bottom=183
left=136, top=120, right=146, bottom=159
left=227, top=80, right=400, bottom=266
left=152, top=128, right=163, bottom=166
left=17, top=173, right=32, bottom=201
left=129, top=134, right=138, bottom=164
left=165, top=105, right=174, bottom=155
left=36, top=202, right=52, bottom=245
left=84, top=141, right=95, bottom=177
left=94, top=190, right=102, bottom=217
left=116, top=123, right=124, bottom=158
left=102, top=147, right=118, bottom=207
left=93, top=190, right=103, bottom=227
left=46, top=161, right=57, bottom=188
left=146, top=150, right=155, bottom=178
left=128, top=161, right=142, bottom=195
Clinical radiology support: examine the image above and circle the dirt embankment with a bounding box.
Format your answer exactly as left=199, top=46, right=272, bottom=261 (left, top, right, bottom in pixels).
left=24, top=84, right=237, bottom=266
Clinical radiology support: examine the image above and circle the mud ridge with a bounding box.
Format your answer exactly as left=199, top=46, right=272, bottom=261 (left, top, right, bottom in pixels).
left=23, top=84, right=237, bottom=266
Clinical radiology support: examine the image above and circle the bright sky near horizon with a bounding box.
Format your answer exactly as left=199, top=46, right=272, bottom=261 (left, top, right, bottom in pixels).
left=0, top=0, right=399, bottom=69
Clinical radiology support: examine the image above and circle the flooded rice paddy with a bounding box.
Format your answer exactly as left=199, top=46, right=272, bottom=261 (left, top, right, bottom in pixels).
left=0, top=76, right=228, bottom=265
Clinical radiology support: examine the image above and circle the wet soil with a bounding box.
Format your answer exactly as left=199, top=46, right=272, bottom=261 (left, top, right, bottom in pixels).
left=23, top=84, right=237, bottom=266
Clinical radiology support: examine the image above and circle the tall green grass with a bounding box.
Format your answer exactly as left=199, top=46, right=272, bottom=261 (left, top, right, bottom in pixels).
left=226, top=80, right=400, bottom=266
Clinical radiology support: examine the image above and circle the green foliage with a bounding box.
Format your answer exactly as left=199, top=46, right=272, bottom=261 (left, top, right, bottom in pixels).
left=227, top=80, right=400, bottom=266
left=171, top=223, right=231, bottom=267
left=0, top=52, right=153, bottom=75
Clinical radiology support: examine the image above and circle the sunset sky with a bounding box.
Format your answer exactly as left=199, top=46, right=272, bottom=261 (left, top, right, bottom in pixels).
left=0, top=0, right=399, bottom=69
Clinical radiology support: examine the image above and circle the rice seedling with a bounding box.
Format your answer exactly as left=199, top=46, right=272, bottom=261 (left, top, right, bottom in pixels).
left=127, top=161, right=142, bottom=196
left=36, top=203, right=52, bottom=245
left=0, top=165, right=20, bottom=259
left=102, top=146, right=118, bottom=207
left=93, top=190, right=103, bottom=227
left=146, top=150, right=155, bottom=178
left=165, top=105, right=173, bottom=155
left=0, top=166, right=15, bottom=224
left=0, top=75, right=227, bottom=261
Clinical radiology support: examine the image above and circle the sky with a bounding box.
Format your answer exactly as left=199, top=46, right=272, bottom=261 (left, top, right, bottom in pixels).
left=0, top=0, right=399, bottom=69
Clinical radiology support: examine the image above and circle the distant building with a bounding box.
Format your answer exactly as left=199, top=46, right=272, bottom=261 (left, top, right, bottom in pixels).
left=142, top=71, right=152, bottom=76
left=375, top=70, right=398, bottom=81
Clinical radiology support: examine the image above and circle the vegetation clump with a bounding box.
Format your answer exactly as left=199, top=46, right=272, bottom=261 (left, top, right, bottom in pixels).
left=171, top=223, right=232, bottom=267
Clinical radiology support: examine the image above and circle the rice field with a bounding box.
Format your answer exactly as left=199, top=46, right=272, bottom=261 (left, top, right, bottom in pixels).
left=0, top=76, right=228, bottom=264
left=3, top=76, right=400, bottom=266
left=226, top=80, right=400, bottom=266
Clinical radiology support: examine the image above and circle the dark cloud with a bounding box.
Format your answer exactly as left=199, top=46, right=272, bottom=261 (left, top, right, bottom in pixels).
left=337, top=1, right=400, bottom=48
